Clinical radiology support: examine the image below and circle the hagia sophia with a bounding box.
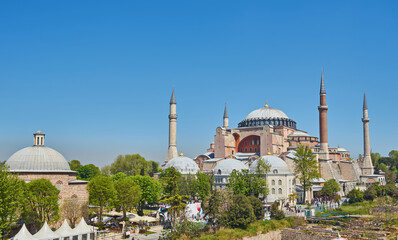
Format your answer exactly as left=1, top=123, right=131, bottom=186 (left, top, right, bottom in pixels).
left=164, top=69, right=385, bottom=203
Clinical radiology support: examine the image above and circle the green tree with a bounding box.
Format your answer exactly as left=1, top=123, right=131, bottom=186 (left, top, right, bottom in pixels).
left=101, top=165, right=111, bottom=175
left=78, top=164, right=100, bottom=181
left=222, top=194, right=255, bottom=229
left=114, top=177, right=142, bottom=218
left=111, top=172, right=128, bottom=181
left=293, top=145, right=320, bottom=203
left=347, top=188, right=364, bottom=203
left=389, top=150, right=398, bottom=160
left=24, top=179, right=60, bottom=230
left=320, top=179, right=341, bottom=197
left=88, top=175, right=115, bottom=222
left=371, top=152, right=381, bottom=167
left=228, top=170, right=268, bottom=197
left=270, top=201, right=285, bottom=220
left=385, top=170, right=397, bottom=184
left=131, top=175, right=162, bottom=215
left=195, top=171, right=212, bottom=201
left=160, top=167, right=182, bottom=198
left=110, top=154, right=151, bottom=176
left=203, top=189, right=227, bottom=233
left=0, top=166, right=25, bottom=235
left=178, top=174, right=197, bottom=200
left=248, top=196, right=265, bottom=220
left=69, top=160, right=82, bottom=171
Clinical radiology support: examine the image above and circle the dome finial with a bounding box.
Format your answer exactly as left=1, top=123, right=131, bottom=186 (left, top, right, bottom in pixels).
left=267, top=148, right=271, bottom=155
left=265, top=100, right=269, bottom=108
left=180, top=148, right=184, bottom=157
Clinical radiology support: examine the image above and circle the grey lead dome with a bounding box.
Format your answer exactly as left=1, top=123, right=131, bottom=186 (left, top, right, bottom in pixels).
left=6, top=131, right=72, bottom=172
left=6, top=146, right=71, bottom=172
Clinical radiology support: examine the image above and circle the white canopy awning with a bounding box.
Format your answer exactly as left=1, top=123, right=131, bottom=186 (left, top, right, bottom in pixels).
left=54, top=219, right=73, bottom=237
left=11, top=224, right=37, bottom=240
left=71, top=217, right=94, bottom=235
left=33, top=221, right=59, bottom=240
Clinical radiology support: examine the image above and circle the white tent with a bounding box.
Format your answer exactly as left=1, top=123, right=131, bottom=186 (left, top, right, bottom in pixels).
left=54, top=219, right=73, bottom=239
left=71, top=217, right=95, bottom=240
left=33, top=221, right=59, bottom=240
left=11, top=224, right=37, bottom=240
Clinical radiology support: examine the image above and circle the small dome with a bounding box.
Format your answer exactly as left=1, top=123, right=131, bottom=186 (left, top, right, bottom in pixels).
left=337, top=147, right=348, bottom=152
left=165, top=156, right=199, bottom=174
left=213, top=158, right=247, bottom=175
left=250, top=155, right=291, bottom=174
left=6, top=146, right=71, bottom=172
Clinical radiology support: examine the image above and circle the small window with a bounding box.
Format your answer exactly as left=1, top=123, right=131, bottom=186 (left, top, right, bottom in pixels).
left=272, top=188, right=275, bottom=194
left=278, top=180, right=282, bottom=185
left=273, top=169, right=278, bottom=174
left=272, top=180, right=275, bottom=185
left=56, top=181, right=62, bottom=190
left=249, top=148, right=252, bottom=152
left=278, top=188, right=282, bottom=194
left=217, top=169, right=221, bottom=175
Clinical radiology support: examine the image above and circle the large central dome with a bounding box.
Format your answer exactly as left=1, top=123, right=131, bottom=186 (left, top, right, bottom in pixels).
left=5, top=131, right=72, bottom=172
left=238, top=104, right=296, bottom=129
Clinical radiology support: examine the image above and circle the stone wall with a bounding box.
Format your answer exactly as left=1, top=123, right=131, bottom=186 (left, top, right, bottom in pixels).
left=17, top=172, right=88, bottom=203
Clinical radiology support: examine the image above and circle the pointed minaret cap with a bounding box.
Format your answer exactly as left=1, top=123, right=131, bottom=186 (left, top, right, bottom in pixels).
left=363, top=90, right=368, bottom=110
left=170, top=89, right=176, bottom=104
left=320, top=68, right=326, bottom=94
left=265, top=100, right=269, bottom=108
left=223, top=103, right=228, bottom=118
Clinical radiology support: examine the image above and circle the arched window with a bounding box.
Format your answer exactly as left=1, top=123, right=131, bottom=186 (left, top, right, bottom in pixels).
left=273, top=169, right=278, bottom=174
left=272, top=188, right=275, bottom=194
left=217, top=169, right=222, bottom=175
left=56, top=181, right=62, bottom=190
left=271, top=180, right=275, bottom=185
left=278, top=188, right=282, bottom=194
left=278, top=180, right=282, bottom=185
left=292, top=179, right=296, bottom=185
left=71, top=195, right=78, bottom=204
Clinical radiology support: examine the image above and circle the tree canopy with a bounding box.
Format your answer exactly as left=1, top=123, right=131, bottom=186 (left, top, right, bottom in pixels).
left=293, top=145, right=320, bottom=203
left=110, top=154, right=159, bottom=176
left=23, top=179, right=60, bottom=231
left=88, top=175, right=115, bottom=222
left=320, top=179, right=340, bottom=197
left=114, top=177, right=142, bottom=218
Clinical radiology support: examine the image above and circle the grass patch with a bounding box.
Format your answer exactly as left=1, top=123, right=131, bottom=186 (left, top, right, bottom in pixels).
left=142, top=230, right=156, bottom=235
left=315, top=201, right=375, bottom=217
left=196, top=217, right=303, bottom=240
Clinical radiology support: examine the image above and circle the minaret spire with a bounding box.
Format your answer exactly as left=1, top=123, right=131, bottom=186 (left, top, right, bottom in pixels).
left=363, top=90, right=368, bottom=110
left=362, top=90, right=373, bottom=175
left=166, top=89, right=178, bottom=163
left=318, top=68, right=329, bottom=160
left=223, top=103, right=229, bottom=129
left=320, top=68, right=326, bottom=94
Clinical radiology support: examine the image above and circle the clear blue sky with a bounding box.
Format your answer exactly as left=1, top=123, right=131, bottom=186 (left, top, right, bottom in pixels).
left=1, top=1, right=397, bottom=167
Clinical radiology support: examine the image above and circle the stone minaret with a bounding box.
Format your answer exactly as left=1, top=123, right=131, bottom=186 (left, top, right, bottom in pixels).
left=318, top=69, right=329, bottom=160
left=166, top=89, right=178, bottom=163
left=33, top=131, right=45, bottom=146
left=223, top=103, right=229, bottom=129
left=362, top=91, right=373, bottom=175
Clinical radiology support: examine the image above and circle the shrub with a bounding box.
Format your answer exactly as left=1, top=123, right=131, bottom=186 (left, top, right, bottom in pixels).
left=222, top=194, right=256, bottom=229
left=347, top=188, right=364, bottom=203
left=248, top=196, right=265, bottom=220
left=270, top=202, right=285, bottom=220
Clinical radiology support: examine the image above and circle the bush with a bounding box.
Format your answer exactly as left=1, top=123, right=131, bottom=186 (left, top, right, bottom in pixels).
left=347, top=188, right=364, bottom=203
left=364, top=187, right=377, bottom=200
left=222, top=194, right=256, bottom=229
left=248, top=196, right=265, bottom=220
left=270, top=202, right=285, bottom=220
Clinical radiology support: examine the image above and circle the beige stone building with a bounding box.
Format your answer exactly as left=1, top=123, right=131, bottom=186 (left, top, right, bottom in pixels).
left=5, top=131, right=88, bottom=204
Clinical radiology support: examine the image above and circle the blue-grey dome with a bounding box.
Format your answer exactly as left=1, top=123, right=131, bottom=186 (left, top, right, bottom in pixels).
left=250, top=155, right=291, bottom=174
left=238, top=105, right=296, bottom=129
left=165, top=155, right=199, bottom=174
left=213, top=158, right=247, bottom=175
left=6, top=146, right=72, bottom=172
